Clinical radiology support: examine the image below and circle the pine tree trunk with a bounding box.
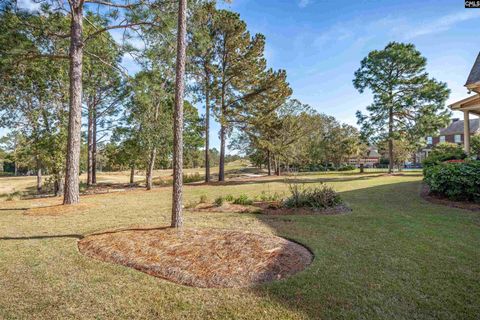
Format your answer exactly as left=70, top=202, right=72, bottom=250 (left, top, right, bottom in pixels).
left=204, top=70, right=210, bottom=183
left=92, top=112, right=97, bottom=184
left=63, top=3, right=83, bottom=205
left=219, top=123, right=226, bottom=181
left=388, top=106, right=394, bottom=174
left=267, top=150, right=272, bottom=176
left=36, top=158, right=42, bottom=193
left=146, top=147, right=157, bottom=190
left=130, top=165, right=135, bottom=184
left=171, top=0, right=187, bottom=228
left=87, top=102, right=94, bottom=186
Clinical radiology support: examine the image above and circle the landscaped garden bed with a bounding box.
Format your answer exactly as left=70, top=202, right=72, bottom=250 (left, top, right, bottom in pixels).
left=78, top=228, right=313, bottom=288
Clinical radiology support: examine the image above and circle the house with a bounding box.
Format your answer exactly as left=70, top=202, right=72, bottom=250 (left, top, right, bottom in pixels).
left=348, top=146, right=381, bottom=168
left=448, top=52, right=480, bottom=153
left=416, top=118, right=480, bottom=162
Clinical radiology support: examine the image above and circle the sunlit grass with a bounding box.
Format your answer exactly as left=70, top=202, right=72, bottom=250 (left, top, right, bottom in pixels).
left=0, top=170, right=479, bottom=319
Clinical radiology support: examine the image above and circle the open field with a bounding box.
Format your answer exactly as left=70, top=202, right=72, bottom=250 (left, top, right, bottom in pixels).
left=0, top=171, right=479, bottom=319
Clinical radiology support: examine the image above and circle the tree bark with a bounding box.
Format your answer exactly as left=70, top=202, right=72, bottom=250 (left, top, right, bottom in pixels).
left=92, top=112, right=97, bottom=184
left=388, top=106, right=394, bottom=174
left=87, top=101, right=94, bottom=186
left=219, top=123, right=226, bottom=181
left=146, top=147, right=157, bottom=190
left=171, top=0, right=187, bottom=228
left=36, top=157, right=42, bottom=193
left=63, top=3, right=84, bottom=205
left=130, top=165, right=135, bottom=184
left=267, top=150, right=272, bottom=176
left=204, top=68, right=210, bottom=183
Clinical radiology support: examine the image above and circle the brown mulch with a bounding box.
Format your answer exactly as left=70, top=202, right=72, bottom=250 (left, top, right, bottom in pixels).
left=191, top=201, right=351, bottom=216
left=25, top=202, right=94, bottom=216
left=78, top=228, right=313, bottom=288
left=421, top=185, right=480, bottom=211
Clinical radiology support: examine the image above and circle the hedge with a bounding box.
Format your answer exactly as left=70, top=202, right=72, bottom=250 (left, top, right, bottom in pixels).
left=424, top=161, right=480, bottom=202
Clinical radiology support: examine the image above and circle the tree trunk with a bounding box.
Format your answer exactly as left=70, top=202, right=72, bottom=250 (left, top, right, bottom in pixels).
left=36, top=158, right=42, bottom=193
left=63, top=3, right=84, bottom=205
left=388, top=106, right=394, bottom=174
left=204, top=70, right=210, bottom=183
left=92, top=111, right=97, bottom=184
left=219, top=123, right=226, bottom=181
left=267, top=150, right=272, bottom=176
left=171, top=0, right=187, bottom=228
left=130, top=165, right=135, bottom=184
left=146, top=147, right=157, bottom=190
left=87, top=101, right=94, bottom=186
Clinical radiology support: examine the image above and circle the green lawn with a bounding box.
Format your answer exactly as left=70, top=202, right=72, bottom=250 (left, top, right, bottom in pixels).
left=0, top=172, right=479, bottom=319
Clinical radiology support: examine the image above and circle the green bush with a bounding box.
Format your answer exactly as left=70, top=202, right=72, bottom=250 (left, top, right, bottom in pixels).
left=258, top=191, right=281, bottom=202
left=233, top=194, right=253, bottom=205
left=214, top=196, right=224, bottom=207
left=199, top=194, right=208, bottom=203
left=183, top=173, right=204, bottom=183
left=424, top=161, right=480, bottom=202
left=337, top=165, right=355, bottom=171
left=224, top=194, right=234, bottom=202
left=423, top=143, right=467, bottom=169
left=283, top=181, right=342, bottom=209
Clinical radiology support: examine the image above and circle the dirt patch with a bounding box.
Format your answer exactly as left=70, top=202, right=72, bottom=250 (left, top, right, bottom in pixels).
left=25, top=202, right=93, bottom=216
left=78, top=228, right=313, bottom=288
left=421, top=185, right=480, bottom=211
left=191, top=201, right=350, bottom=216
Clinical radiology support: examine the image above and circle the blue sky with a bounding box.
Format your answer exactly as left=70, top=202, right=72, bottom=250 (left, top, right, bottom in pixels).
left=6, top=0, right=480, bottom=153
left=213, top=0, right=480, bottom=151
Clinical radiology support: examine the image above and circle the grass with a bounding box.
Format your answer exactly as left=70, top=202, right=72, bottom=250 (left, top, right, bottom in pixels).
left=0, top=170, right=479, bottom=319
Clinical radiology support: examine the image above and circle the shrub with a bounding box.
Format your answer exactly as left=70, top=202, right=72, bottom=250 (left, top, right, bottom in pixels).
left=258, top=191, right=281, bottom=202
left=424, top=161, right=480, bottom=202
left=214, top=196, right=224, bottom=207
left=423, top=143, right=467, bottom=169
left=283, top=181, right=342, bottom=209
left=199, top=194, right=208, bottom=203
left=233, top=194, right=253, bottom=205
left=337, top=165, right=355, bottom=171
left=472, top=134, right=480, bottom=158
left=183, top=172, right=204, bottom=183
left=224, top=194, right=234, bottom=202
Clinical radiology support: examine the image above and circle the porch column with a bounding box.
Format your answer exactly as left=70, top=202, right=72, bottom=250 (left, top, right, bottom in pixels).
left=463, top=110, right=470, bottom=154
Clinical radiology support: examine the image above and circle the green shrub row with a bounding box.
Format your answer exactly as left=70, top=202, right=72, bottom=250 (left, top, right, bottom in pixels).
left=424, top=161, right=480, bottom=202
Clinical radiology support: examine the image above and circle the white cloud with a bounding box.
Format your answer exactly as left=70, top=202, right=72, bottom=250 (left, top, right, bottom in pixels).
left=298, top=0, right=311, bottom=8
left=404, top=11, right=479, bottom=39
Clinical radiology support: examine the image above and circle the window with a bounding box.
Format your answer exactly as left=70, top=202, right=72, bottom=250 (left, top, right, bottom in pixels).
left=454, top=134, right=462, bottom=144
left=440, top=136, right=446, bottom=143
left=426, top=136, right=433, bottom=145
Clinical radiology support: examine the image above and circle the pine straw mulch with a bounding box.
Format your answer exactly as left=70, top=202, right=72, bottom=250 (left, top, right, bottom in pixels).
left=78, top=228, right=313, bottom=288
left=25, top=202, right=94, bottom=216
left=420, top=185, right=480, bottom=211
left=191, top=201, right=351, bottom=216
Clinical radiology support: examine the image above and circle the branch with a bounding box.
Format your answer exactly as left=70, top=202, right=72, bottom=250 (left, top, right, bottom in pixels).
left=84, top=0, right=145, bottom=8
left=84, top=22, right=155, bottom=43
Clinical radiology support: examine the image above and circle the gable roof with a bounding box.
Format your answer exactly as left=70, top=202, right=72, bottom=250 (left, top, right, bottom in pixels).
left=439, top=119, right=480, bottom=136
left=466, top=52, right=480, bottom=88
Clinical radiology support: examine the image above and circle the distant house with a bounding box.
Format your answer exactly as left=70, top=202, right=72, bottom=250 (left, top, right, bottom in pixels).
left=417, top=118, right=480, bottom=162
left=448, top=52, right=480, bottom=154
left=348, top=146, right=381, bottom=168
left=427, top=118, right=480, bottom=146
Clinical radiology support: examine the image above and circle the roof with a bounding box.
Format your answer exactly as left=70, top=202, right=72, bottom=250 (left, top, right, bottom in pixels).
left=466, top=52, right=480, bottom=88
left=439, top=119, right=480, bottom=135
left=367, top=146, right=380, bottom=158
left=449, top=94, right=480, bottom=117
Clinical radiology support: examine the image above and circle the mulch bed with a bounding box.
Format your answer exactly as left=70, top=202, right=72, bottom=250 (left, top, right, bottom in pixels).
left=25, top=202, right=94, bottom=216
left=421, top=185, right=480, bottom=211
left=191, top=201, right=351, bottom=216
left=78, top=228, right=313, bottom=288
